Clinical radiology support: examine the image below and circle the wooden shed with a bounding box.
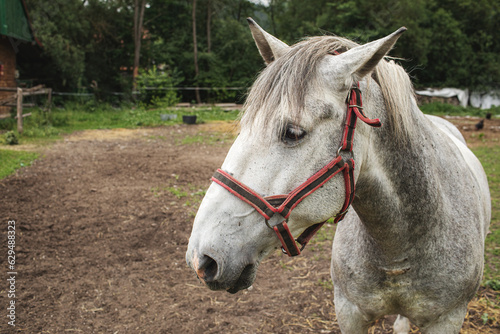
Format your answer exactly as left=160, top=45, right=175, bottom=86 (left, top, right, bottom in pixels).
left=0, top=0, right=42, bottom=116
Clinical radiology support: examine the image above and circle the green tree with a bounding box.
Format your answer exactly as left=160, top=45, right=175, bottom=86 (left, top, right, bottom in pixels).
left=418, top=8, right=472, bottom=87
left=18, top=0, right=499, bottom=103
left=23, top=0, right=134, bottom=96
left=23, top=0, right=88, bottom=89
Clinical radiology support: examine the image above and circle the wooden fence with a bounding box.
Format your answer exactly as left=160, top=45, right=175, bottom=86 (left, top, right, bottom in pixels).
left=0, top=85, right=52, bottom=133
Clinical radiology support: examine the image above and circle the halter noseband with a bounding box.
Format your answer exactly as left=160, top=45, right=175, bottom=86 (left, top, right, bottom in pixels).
left=211, top=83, right=381, bottom=256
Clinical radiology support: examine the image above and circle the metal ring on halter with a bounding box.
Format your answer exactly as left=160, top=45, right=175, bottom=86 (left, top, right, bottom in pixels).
left=264, top=219, right=273, bottom=230
left=265, top=217, right=288, bottom=230
left=336, top=146, right=342, bottom=157
left=348, top=104, right=363, bottom=109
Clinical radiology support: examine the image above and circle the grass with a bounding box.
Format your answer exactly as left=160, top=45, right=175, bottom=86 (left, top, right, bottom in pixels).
left=472, top=145, right=500, bottom=282
left=151, top=185, right=188, bottom=199
left=317, top=278, right=334, bottom=290
left=179, top=132, right=235, bottom=145
left=0, top=103, right=240, bottom=145
left=151, top=183, right=207, bottom=217
left=420, top=102, right=500, bottom=117
left=0, top=149, right=39, bottom=179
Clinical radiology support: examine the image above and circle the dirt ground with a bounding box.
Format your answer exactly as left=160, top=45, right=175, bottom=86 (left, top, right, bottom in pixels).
left=0, top=116, right=499, bottom=333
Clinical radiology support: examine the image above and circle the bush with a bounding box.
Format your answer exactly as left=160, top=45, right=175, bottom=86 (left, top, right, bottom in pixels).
left=136, top=67, right=183, bottom=108
left=3, top=131, right=18, bottom=145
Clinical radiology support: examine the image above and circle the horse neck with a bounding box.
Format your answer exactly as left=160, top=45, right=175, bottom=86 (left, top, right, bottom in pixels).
left=352, top=93, right=439, bottom=254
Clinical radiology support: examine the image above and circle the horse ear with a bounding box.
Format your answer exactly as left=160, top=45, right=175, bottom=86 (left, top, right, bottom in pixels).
left=247, top=17, right=290, bottom=65
left=338, top=27, right=407, bottom=81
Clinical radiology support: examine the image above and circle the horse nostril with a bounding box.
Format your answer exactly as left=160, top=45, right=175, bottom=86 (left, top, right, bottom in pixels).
left=196, top=255, right=219, bottom=282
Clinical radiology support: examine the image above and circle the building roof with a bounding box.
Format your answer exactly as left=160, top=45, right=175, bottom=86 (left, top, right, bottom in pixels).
left=0, top=0, right=41, bottom=46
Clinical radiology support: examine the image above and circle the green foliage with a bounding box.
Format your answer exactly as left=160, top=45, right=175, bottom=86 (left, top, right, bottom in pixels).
left=19, top=0, right=500, bottom=103
left=3, top=131, right=19, bottom=145
left=317, top=278, right=334, bottom=291
left=136, top=67, right=183, bottom=107
left=484, top=280, right=500, bottom=291
left=419, top=7, right=471, bottom=87
left=167, top=186, right=188, bottom=199
left=269, top=0, right=499, bottom=89
left=23, top=1, right=86, bottom=88
left=0, top=149, right=39, bottom=179
left=23, top=0, right=134, bottom=94
left=481, top=313, right=490, bottom=325
left=20, top=109, right=69, bottom=139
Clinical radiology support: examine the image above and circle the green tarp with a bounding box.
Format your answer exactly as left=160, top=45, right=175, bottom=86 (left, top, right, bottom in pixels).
left=0, top=0, right=35, bottom=43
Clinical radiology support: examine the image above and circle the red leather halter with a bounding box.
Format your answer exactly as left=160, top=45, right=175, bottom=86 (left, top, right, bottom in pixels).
left=211, top=83, right=381, bottom=256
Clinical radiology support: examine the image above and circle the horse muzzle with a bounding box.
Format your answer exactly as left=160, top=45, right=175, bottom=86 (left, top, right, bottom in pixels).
left=186, top=248, right=258, bottom=294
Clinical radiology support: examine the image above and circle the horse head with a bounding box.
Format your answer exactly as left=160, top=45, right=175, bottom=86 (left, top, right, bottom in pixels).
left=186, top=19, right=405, bottom=293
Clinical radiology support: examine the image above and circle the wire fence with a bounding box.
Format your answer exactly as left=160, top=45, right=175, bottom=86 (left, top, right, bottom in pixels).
left=0, top=86, right=248, bottom=114
left=48, top=86, right=249, bottom=104
left=50, top=87, right=246, bottom=96
left=7, top=86, right=248, bottom=108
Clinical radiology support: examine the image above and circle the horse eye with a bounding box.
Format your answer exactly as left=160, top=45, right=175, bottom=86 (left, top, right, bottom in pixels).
left=282, top=125, right=306, bottom=144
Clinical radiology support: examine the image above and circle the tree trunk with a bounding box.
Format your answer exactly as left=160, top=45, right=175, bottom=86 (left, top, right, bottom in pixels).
left=192, top=0, right=201, bottom=104
left=237, top=0, right=242, bottom=21
left=207, top=0, right=212, bottom=54
left=270, top=0, right=277, bottom=35
left=133, top=0, right=147, bottom=92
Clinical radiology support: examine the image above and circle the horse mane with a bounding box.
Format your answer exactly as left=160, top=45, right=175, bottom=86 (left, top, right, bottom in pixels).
left=241, top=35, right=416, bottom=141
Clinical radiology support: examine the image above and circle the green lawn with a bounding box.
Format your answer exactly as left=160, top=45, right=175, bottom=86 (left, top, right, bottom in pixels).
left=420, top=102, right=499, bottom=118
left=473, top=146, right=500, bottom=283
left=0, top=149, right=39, bottom=179
left=0, top=104, right=240, bottom=145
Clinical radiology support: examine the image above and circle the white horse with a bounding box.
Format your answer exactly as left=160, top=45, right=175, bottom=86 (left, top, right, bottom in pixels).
left=186, top=18, right=491, bottom=333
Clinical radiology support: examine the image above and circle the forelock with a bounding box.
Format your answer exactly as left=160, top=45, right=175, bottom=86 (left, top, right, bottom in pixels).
left=241, top=36, right=359, bottom=136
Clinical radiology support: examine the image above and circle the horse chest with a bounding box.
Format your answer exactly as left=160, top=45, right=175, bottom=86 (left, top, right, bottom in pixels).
left=338, top=268, right=449, bottom=320
left=333, top=236, right=482, bottom=324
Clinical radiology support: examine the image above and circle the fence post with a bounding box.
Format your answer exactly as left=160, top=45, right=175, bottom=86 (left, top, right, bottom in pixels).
left=47, top=88, right=52, bottom=112
left=17, top=87, right=23, bottom=134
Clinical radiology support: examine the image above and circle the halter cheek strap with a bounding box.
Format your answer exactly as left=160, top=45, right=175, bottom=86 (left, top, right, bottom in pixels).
left=211, top=83, right=381, bottom=257
left=212, top=156, right=351, bottom=256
